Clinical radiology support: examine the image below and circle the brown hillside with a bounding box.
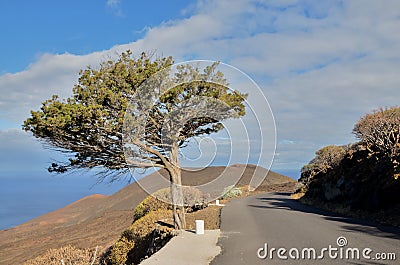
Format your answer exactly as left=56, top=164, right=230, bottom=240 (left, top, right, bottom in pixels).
left=0, top=164, right=294, bottom=264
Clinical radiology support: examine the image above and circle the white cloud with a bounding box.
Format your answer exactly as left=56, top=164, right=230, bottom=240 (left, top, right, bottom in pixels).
left=1, top=0, right=400, bottom=172
left=0, top=52, right=107, bottom=125
left=106, top=0, right=123, bottom=17
left=106, top=0, right=120, bottom=7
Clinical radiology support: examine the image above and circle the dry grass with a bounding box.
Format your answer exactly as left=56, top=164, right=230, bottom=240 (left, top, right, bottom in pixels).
left=291, top=192, right=305, bottom=200
left=23, top=245, right=100, bottom=265
left=186, top=205, right=222, bottom=230
left=255, top=182, right=297, bottom=193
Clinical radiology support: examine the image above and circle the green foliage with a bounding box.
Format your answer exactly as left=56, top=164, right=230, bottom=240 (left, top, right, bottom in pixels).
left=220, top=185, right=243, bottom=199
left=23, top=51, right=173, bottom=175
left=124, top=62, right=248, bottom=170
left=23, top=50, right=247, bottom=231
left=22, top=50, right=247, bottom=183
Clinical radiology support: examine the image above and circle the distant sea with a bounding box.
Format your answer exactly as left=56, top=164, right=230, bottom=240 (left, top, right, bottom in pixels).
left=0, top=172, right=129, bottom=230
left=0, top=169, right=300, bottom=230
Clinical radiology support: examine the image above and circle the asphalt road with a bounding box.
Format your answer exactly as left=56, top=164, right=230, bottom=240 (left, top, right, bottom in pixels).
left=211, top=192, right=400, bottom=265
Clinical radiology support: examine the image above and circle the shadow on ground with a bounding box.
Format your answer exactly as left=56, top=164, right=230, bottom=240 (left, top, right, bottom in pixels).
left=248, top=192, right=400, bottom=240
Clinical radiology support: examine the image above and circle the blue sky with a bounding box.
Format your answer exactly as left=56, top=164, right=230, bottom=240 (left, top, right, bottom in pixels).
left=0, top=0, right=195, bottom=73
left=1, top=0, right=400, bottom=180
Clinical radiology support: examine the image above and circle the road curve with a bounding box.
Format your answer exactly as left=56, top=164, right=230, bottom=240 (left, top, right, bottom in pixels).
left=210, top=192, right=400, bottom=265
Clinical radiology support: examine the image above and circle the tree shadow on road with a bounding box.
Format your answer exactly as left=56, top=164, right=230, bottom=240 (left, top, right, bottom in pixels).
left=248, top=192, right=400, bottom=240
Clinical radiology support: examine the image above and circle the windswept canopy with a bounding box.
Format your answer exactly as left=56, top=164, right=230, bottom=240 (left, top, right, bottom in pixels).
left=23, top=51, right=247, bottom=180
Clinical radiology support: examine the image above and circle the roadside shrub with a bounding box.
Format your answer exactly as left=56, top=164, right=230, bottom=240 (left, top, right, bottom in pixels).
left=353, top=106, right=400, bottom=179
left=298, top=107, right=400, bottom=214
left=103, top=209, right=173, bottom=265
left=106, top=236, right=134, bottom=265
left=220, top=185, right=242, bottom=199
left=353, top=106, right=399, bottom=158
left=299, top=145, right=348, bottom=191
left=23, top=245, right=99, bottom=265
left=302, top=145, right=347, bottom=173
left=133, top=193, right=170, bottom=221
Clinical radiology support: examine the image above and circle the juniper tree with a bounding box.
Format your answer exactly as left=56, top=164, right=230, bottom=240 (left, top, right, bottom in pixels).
left=23, top=51, right=247, bottom=229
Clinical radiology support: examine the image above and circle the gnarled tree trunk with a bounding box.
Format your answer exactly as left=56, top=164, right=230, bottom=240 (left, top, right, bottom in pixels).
left=168, top=143, right=186, bottom=230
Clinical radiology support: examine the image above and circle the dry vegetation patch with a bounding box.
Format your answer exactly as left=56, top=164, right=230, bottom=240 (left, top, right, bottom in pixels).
left=101, top=209, right=174, bottom=265
left=23, top=245, right=100, bottom=265
left=186, top=205, right=222, bottom=230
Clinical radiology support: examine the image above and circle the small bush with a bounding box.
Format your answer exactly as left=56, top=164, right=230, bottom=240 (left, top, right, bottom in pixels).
left=353, top=106, right=399, bottom=158
left=184, top=186, right=210, bottom=210
left=299, top=145, right=348, bottom=191
left=133, top=187, right=209, bottom=220
left=153, top=186, right=209, bottom=208
left=23, top=245, right=99, bottom=265
left=106, top=236, right=135, bottom=265
left=133, top=194, right=170, bottom=221
left=103, top=209, right=173, bottom=265
left=220, top=185, right=242, bottom=199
